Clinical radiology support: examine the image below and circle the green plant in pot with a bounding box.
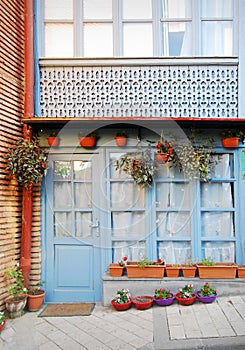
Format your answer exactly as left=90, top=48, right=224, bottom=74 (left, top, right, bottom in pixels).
left=27, top=280, right=45, bottom=312
left=5, top=137, right=47, bottom=187
left=4, top=264, right=28, bottom=318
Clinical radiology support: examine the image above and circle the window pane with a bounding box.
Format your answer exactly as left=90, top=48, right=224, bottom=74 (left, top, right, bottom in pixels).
left=44, top=24, right=73, bottom=57
left=54, top=161, right=71, bottom=180
left=74, top=183, right=92, bottom=208
left=54, top=183, right=72, bottom=208
left=75, top=212, right=92, bottom=237
left=201, top=183, right=233, bottom=208
left=202, top=242, right=235, bottom=261
left=112, top=241, right=146, bottom=262
left=201, top=212, right=234, bottom=238
left=54, top=212, right=72, bottom=237
left=156, top=183, right=190, bottom=209
left=158, top=241, right=191, bottom=264
left=123, top=0, right=152, bottom=19
left=201, top=0, right=233, bottom=18
left=162, top=22, right=192, bottom=56
left=111, top=183, right=145, bottom=209
left=44, top=0, right=73, bottom=20
left=123, top=24, right=153, bottom=57
left=111, top=211, right=146, bottom=237
left=202, top=21, right=233, bottom=56
left=162, top=0, right=192, bottom=19
left=83, top=0, right=112, bottom=19
left=74, top=161, right=92, bottom=180
left=84, top=23, right=113, bottom=57
left=156, top=212, right=191, bottom=237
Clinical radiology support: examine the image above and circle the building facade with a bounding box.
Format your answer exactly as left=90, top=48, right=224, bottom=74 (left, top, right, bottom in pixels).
left=1, top=0, right=245, bottom=307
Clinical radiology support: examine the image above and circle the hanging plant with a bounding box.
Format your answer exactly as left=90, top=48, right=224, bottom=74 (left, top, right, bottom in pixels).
left=171, top=129, right=217, bottom=182
left=5, top=137, right=48, bottom=188
left=115, top=147, right=155, bottom=188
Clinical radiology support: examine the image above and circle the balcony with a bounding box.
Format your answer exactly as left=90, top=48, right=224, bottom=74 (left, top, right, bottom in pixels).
left=38, top=57, right=238, bottom=120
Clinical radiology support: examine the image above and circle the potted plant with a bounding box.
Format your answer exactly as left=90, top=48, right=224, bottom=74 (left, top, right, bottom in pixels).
left=196, top=258, right=237, bottom=279
left=154, top=288, right=175, bottom=306
left=175, top=284, right=196, bottom=306
left=115, top=131, right=127, bottom=147
left=126, top=257, right=165, bottom=278
left=165, top=264, right=180, bottom=278
left=0, top=312, right=6, bottom=332
left=237, top=265, right=245, bottom=278
left=132, top=296, right=154, bottom=310
left=4, top=263, right=28, bottom=318
left=154, top=135, right=175, bottom=164
left=79, top=131, right=97, bottom=148
left=27, top=280, right=45, bottom=311
left=111, top=288, right=132, bottom=311
left=221, top=130, right=244, bottom=148
left=181, top=260, right=197, bottom=278
left=196, top=282, right=217, bottom=303
left=5, top=137, right=47, bottom=188
left=172, top=129, right=217, bottom=182
left=115, top=148, right=155, bottom=188
left=47, top=131, right=59, bottom=147
left=109, top=256, right=127, bottom=277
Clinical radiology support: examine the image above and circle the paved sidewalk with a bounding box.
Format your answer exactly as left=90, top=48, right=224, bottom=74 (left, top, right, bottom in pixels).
left=1, top=296, right=245, bottom=350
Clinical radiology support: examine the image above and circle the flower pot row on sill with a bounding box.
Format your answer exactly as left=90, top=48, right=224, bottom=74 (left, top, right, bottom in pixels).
left=109, top=262, right=242, bottom=279
left=47, top=135, right=128, bottom=148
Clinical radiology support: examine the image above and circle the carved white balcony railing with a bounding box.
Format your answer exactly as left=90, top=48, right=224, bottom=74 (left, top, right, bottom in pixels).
left=39, top=58, right=238, bottom=119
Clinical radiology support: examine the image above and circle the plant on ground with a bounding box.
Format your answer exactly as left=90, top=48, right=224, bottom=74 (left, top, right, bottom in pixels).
left=0, top=312, right=6, bottom=325
left=5, top=263, right=27, bottom=300
left=199, top=282, right=217, bottom=297
left=28, top=280, right=45, bottom=295
left=113, top=289, right=131, bottom=304
left=154, top=288, right=172, bottom=300
left=178, top=284, right=195, bottom=299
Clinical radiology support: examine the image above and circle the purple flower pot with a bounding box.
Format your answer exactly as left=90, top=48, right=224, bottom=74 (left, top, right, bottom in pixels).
left=154, top=293, right=175, bottom=306
left=196, top=291, right=217, bottom=303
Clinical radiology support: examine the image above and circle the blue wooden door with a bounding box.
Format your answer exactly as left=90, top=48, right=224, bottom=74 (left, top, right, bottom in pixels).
left=45, top=153, right=102, bottom=302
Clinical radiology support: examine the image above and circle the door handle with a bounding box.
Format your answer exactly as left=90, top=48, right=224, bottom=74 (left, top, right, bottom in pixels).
left=90, top=219, right=100, bottom=236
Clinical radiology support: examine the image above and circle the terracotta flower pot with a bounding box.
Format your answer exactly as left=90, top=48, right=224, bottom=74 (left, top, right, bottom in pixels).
left=109, top=264, right=124, bottom=277
left=175, top=292, right=196, bottom=306
left=115, top=136, right=127, bottom=147
left=126, top=264, right=165, bottom=278
left=237, top=265, right=245, bottom=278
left=79, top=136, right=96, bottom=148
left=196, top=262, right=237, bottom=279
left=221, top=137, right=239, bottom=148
left=196, top=291, right=217, bottom=304
left=181, top=266, right=197, bottom=278
left=155, top=152, right=169, bottom=163
left=47, top=137, right=59, bottom=147
left=154, top=293, right=175, bottom=306
left=5, top=294, right=27, bottom=318
left=165, top=265, right=180, bottom=278
left=111, top=299, right=132, bottom=311
left=27, top=290, right=45, bottom=311
left=132, top=296, right=154, bottom=310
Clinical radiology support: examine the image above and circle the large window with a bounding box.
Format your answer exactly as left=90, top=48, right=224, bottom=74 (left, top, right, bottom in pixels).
left=42, top=0, right=237, bottom=58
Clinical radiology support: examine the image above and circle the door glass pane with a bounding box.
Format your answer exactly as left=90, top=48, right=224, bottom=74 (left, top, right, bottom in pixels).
left=211, top=154, right=232, bottom=178
left=202, top=242, right=235, bottom=261
left=75, top=212, right=92, bottom=237
left=44, top=24, right=73, bottom=57
left=201, top=22, right=233, bottom=56
left=156, top=212, right=191, bottom=237
left=83, top=0, right=112, bottom=19
left=74, top=161, right=92, bottom=180
left=201, top=183, right=233, bottom=208
left=54, top=161, right=71, bottom=180
left=201, top=0, right=233, bottom=18
left=54, top=212, right=72, bottom=237
left=84, top=23, right=113, bottom=57
left=156, top=183, right=190, bottom=208
left=162, top=0, right=192, bottom=19
left=112, top=241, right=146, bottom=262
left=162, top=22, right=192, bottom=56
left=123, top=0, right=152, bottom=19
left=201, top=212, right=234, bottom=237
left=111, top=183, right=145, bottom=208
left=123, top=24, right=153, bottom=56
left=111, top=211, right=145, bottom=237
left=158, top=241, right=191, bottom=264
left=54, top=183, right=72, bottom=208
left=44, top=0, right=73, bottom=20
left=75, top=183, right=92, bottom=208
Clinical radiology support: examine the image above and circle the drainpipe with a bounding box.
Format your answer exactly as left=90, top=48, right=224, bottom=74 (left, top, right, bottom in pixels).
left=21, top=0, right=34, bottom=287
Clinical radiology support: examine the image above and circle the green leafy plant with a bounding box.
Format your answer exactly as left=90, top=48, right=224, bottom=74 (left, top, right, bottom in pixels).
left=137, top=257, right=165, bottom=268
left=115, top=131, right=127, bottom=137
left=113, top=288, right=131, bottom=304
left=172, top=129, right=217, bottom=182
left=221, top=130, right=244, bottom=139
left=118, top=256, right=128, bottom=266
left=199, top=282, right=217, bottom=297
left=178, top=284, right=195, bottom=299
left=115, top=148, right=155, bottom=188
left=28, top=280, right=45, bottom=295
left=0, top=312, right=6, bottom=326
left=5, top=137, right=47, bottom=187
left=202, top=258, right=216, bottom=266
left=5, top=264, right=27, bottom=300
left=79, top=131, right=97, bottom=138
left=154, top=288, right=172, bottom=300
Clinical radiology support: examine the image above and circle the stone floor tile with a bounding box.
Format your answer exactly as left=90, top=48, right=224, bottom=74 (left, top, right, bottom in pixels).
left=39, top=341, right=61, bottom=350
left=217, top=327, right=236, bottom=337
left=230, top=320, right=245, bottom=336
left=169, top=325, right=186, bottom=340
